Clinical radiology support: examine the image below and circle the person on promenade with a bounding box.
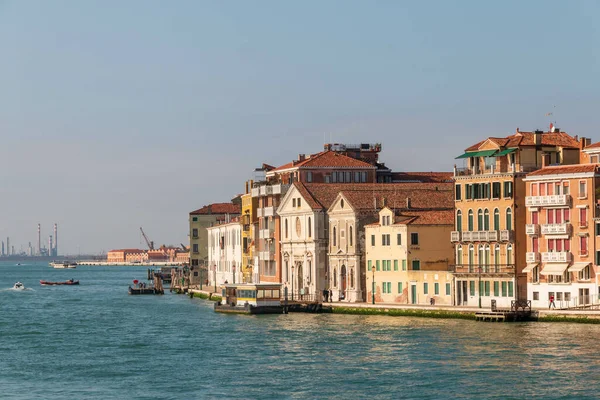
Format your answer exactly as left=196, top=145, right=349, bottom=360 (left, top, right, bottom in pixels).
left=323, top=289, right=329, bottom=303
left=549, top=294, right=556, bottom=309
left=329, top=289, right=333, bottom=303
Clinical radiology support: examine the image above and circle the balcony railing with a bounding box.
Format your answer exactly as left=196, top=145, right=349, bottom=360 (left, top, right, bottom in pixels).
left=449, top=264, right=515, bottom=275
left=460, top=230, right=499, bottom=242
left=541, top=223, right=572, bottom=235
left=541, top=251, right=572, bottom=263
left=525, top=194, right=570, bottom=207
left=263, top=206, right=275, bottom=217
left=500, top=230, right=513, bottom=241
left=451, top=231, right=461, bottom=242
left=525, top=224, right=540, bottom=235
left=526, top=252, right=540, bottom=263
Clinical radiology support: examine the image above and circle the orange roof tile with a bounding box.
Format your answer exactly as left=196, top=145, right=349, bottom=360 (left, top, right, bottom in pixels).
left=464, top=129, right=580, bottom=152
left=526, top=164, right=600, bottom=177
left=190, top=203, right=241, bottom=215
left=109, top=249, right=145, bottom=253
left=391, top=171, right=453, bottom=183
left=271, top=151, right=375, bottom=172
left=585, top=142, right=600, bottom=150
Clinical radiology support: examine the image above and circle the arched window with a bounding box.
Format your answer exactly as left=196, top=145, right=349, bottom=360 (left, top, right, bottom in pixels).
left=333, top=268, right=337, bottom=287
left=285, top=219, right=289, bottom=239
left=468, top=244, right=474, bottom=269
left=468, top=210, right=474, bottom=231
left=494, top=208, right=500, bottom=231
left=484, top=209, right=490, bottom=231
left=484, top=244, right=491, bottom=272
left=506, top=208, right=513, bottom=231
left=494, top=244, right=500, bottom=269
left=333, top=227, right=337, bottom=247
left=350, top=268, right=354, bottom=288
left=308, top=217, right=312, bottom=238
left=478, top=245, right=484, bottom=267
left=507, top=244, right=513, bottom=265
left=456, top=210, right=462, bottom=231
left=457, top=245, right=463, bottom=265
left=349, top=226, right=353, bottom=246
left=477, top=209, right=484, bottom=231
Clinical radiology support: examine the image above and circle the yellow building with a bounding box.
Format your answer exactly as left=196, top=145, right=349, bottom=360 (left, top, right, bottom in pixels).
left=365, top=207, right=454, bottom=305
left=241, top=181, right=259, bottom=283
left=452, top=127, right=585, bottom=308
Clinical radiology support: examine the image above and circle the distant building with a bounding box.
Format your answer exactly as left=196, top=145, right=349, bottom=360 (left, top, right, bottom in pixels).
left=207, top=218, right=243, bottom=285
left=107, top=249, right=147, bottom=264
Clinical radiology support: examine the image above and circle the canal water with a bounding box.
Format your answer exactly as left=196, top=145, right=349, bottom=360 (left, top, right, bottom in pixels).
left=1, top=261, right=599, bottom=399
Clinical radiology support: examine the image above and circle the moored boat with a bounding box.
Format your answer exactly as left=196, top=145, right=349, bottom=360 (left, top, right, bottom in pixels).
left=214, top=283, right=283, bottom=314
left=13, top=282, right=25, bottom=290
left=50, top=261, right=77, bottom=269
left=40, top=279, right=79, bottom=286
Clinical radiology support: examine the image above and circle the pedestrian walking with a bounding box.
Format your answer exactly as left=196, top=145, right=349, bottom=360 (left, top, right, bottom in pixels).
left=323, top=289, right=329, bottom=302
left=549, top=294, right=556, bottom=309
left=329, top=289, right=333, bottom=303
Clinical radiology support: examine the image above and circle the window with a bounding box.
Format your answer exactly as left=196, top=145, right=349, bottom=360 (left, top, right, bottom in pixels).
left=506, top=208, right=512, bottom=231
left=580, top=236, right=588, bottom=255
left=468, top=209, right=474, bottom=231
left=368, top=260, right=372, bottom=271
left=446, top=283, right=451, bottom=295
left=478, top=209, right=483, bottom=230
left=484, top=281, right=490, bottom=296
left=398, top=282, right=403, bottom=293
left=456, top=210, right=462, bottom=231
left=397, top=233, right=402, bottom=245
left=412, top=260, right=420, bottom=270
left=292, top=199, right=296, bottom=207
left=192, top=228, right=198, bottom=238
left=580, top=208, right=588, bottom=227
left=423, top=283, right=429, bottom=295
left=466, top=184, right=473, bottom=200
left=492, top=182, right=501, bottom=199
left=596, top=250, right=600, bottom=265
left=507, top=244, right=513, bottom=264
left=308, top=217, right=312, bottom=238
left=533, top=292, right=539, bottom=300
left=565, top=292, right=571, bottom=302
left=596, top=223, right=600, bottom=236
left=402, top=260, right=407, bottom=271
left=192, top=217, right=198, bottom=222
left=345, top=172, right=351, bottom=183
left=333, top=227, right=337, bottom=246
left=411, top=233, right=419, bottom=245
left=504, top=181, right=513, bottom=198
left=376, top=260, right=380, bottom=271
left=468, top=244, right=474, bottom=267
left=285, top=219, right=289, bottom=239
left=493, top=281, right=499, bottom=296
left=361, top=172, right=367, bottom=182
left=579, top=265, right=591, bottom=280
left=470, top=281, right=475, bottom=296
left=306, top=171, right=313, bottom=182
left=493, top=208, right=500, bottom=230
left=508, top=282, right=514, bottom=297
left=382, top=234, right=390, bottom=246
left=192, top=244, right=199, bottom=253
left=484, top=209, right=490, bottom=231
left=297, top=198, right=302, bottom=207
left=455, top=184, right=462, bottom=201
left=371, top=235, right=375, bottom=246
left=394, top=260, right=398, bottom=271
left=501, top=281, right=507, bottom=297
left=349, top=226, right=352, bottom=246
left=355, top=172, right=360, bottom=182
left=579, top=180, right=587, bottom=198
left=434, top=283, right=439, bottom=295
left=457, top=245, right=463, bottom=265
left=332, top=172, right=337, bottom=183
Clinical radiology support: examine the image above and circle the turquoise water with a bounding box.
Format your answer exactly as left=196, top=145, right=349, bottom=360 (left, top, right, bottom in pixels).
left=1, top=261, right=599, bottom=399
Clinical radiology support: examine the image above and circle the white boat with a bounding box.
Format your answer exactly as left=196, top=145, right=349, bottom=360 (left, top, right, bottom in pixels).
left=50, top=261, right=77, bottom=269
left=13, top=282, right=25, bottom=290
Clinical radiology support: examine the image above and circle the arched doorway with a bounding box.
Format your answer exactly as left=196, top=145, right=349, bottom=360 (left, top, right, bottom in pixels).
left=341, top=265, right=347, bottom=300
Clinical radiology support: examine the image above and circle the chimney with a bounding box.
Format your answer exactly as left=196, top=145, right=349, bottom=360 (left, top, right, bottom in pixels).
left=374, top=196, right=377, bottom=210
left=541, top=152, right=548, bottom=168
left=534, top=130, right=543, bottom=146
left=298, top=154, right=306, bottom=162
left=406, top=197, right=411, bottom=209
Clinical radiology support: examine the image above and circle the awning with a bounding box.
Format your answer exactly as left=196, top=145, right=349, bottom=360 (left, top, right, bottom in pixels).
left=495, top=148, right=518, bottom=156
left=568, top=262, right=590, bottom=272
left=540, top=263, right=569, bottom=275
left=455, top=150, right=498, bottom=159
left=522, top=263, right=538, bottom=273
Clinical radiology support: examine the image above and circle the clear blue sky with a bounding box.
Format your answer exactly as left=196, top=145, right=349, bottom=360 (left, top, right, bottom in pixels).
left=1, top=0, right=598, bottom=254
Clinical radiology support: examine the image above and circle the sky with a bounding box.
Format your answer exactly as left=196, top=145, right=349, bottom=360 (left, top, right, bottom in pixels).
left=0, top=0, right=599, bottom=254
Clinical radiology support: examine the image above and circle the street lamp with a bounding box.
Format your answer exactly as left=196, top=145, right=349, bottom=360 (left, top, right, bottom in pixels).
left=291, top=263, right=295, bottom=301
left=371, top=265, right=375, bottom=305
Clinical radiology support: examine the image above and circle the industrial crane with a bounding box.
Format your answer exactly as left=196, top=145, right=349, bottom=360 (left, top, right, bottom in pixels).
left=139, top=227, right=154, bottom=250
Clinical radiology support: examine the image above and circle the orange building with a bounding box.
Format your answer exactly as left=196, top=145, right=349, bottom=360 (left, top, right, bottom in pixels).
left=107, top=249, right=146, bottom=264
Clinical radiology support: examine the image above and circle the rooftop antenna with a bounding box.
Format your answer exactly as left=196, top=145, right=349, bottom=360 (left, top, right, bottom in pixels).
left=545, top=105, right=557, bottom=131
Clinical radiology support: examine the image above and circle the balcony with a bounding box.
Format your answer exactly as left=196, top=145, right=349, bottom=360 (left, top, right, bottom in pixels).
left=243, top=224, right=251, bottom=232
left=460, top=231, right=499, bottom=242
left=251, top=187, right=260, bottom=197
left=259, top=229, right=275, bottom=239
left=263, top=206, right=274, bottom=217
left=451, top=231, right=461, bottom=242
left=541, top=223, right=572, bottom=235
left=258, top=251, right=274, bottom=261
left=499, top=230, right=513, bottom=241
left=449, top=264, right=515, bottom=275
left=526, top=252, right=540, bottom=263
left=525, top=224, right=539, bottom=235
left=525, top=194, right=570, bottom=207
left=541, top=251, right=572, bottom=263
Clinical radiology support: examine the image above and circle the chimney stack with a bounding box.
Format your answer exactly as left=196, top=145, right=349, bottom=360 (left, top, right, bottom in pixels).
left=534, top=130, right=543, bottom=146
left=406, top=197, right=411, bottom=209
left=54, top=223, right=58, bottom=257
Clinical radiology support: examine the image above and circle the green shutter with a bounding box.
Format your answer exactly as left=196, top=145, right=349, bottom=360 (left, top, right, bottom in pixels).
left=368, top=260, right=372, bottom=270
left=470, top=281, right=475, bottom=296
left=484, top=281, right=490, bottom=296
left=398, top=282, right=403, bottom=293
left=508, top=282, right=514, bottom=297
left=493, top=281, right=499, bottom=297
left=501, top=281, right=507, bottom=297
left=424, top=283, right=428, bottom=294
left=402, top=260, right=407, bottom=271
left=394, top=260, right=398, bottom=271
left=446, top=283, right=451, bottom=295
left=434, top=283, right=439, bottom=295
left=376, top=260, right=380, bottom=271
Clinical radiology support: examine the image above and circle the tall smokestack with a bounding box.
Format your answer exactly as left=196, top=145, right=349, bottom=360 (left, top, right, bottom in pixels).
left=7, top=237, right=9, bottom=256
left=54, top=223, right=58, bottom=257
left=49, top=235, right=53, bottom=256
left=38, top=224, right=41, bottom=256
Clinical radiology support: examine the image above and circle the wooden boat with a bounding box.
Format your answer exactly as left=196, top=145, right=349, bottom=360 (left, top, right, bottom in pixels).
left=128, top=286, right=164, bottom=295
left=40, top=279, right=80, bottom=286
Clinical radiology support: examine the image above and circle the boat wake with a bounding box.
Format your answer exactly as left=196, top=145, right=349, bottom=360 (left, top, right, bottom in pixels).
left=1, top=287, right=34, bottom=292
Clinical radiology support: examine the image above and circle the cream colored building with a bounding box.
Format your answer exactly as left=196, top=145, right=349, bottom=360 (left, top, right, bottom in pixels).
left=207, top=219, right=243, bottom=286
left=365, top=207, right=454, bottom=305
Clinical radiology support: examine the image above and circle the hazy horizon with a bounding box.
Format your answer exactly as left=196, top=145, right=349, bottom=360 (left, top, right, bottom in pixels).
left=1, top=0, right=598, bottom=254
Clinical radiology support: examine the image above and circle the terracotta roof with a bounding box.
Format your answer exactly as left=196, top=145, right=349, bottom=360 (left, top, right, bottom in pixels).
left=391, top=171, right=453, bottom=183
left=271, top=151, right=376, bottom=172
left=526, top=164, right=600, bottom=177
left=108, top=249, right=145, bottom=253
left=190, top=203, right=241, bottom=215
left=464, top=129, right=580, bottom=152
left=297, top=183, right=355, bottom=210
left=585, top=142, right=600, bottom=150
left=401, top=210, right=454, bottom=225
left=340, top=186, right=453, bottom=212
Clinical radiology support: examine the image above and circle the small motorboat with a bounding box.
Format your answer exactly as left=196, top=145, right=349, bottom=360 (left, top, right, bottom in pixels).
left=13, top=282, right=25, bottom=290
left=40, top=279, right=80, bottom=286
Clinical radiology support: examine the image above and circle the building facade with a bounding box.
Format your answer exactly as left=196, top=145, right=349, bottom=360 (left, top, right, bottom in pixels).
left=365, top=207, right=454, bottom=305
left=207, top=219, right=243, bottom=286
left=523, top=164, right=600, bottom=308
left=452, top=128, right=584, bottom=308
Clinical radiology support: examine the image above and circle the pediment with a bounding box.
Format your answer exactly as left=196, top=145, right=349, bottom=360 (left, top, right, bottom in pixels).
left=478, top=139, right=502, bottom=151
